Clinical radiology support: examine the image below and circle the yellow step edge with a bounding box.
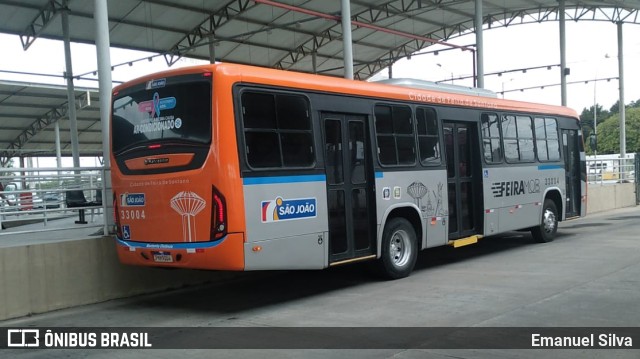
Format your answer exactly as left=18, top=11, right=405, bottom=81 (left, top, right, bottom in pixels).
left=448, top=235, right=482, bottom=248
left=329, top=254, right=377, bottom=267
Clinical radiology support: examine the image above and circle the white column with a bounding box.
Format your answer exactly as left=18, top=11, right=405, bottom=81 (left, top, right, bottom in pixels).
left=94, top=0, right=114, bottom=234
left=559, top=0, right=567, bottom=106
left=209, top=34, right=216, bottom=64
left=62, top=3, right=80, bottom=168
left=54, top=121, right=62, bottom=168
left=341, top=0, right=354, bottom=79
left=474, top=0, right=484, bottom=88
left=312, top=51, right=317, bottom=74
left=617, top=22, right=626, bottom=160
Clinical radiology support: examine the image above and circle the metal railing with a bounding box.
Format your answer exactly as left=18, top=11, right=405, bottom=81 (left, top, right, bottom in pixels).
left=586, top=155, right=636, bottom=185
left=0, top=166, right=111, bottom=236
left=636, top=154, right=640, bottom=205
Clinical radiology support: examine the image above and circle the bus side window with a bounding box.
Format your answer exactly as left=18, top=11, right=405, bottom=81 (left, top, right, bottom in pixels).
left=416, top=107, right=441, bottom=165
left=501, top=115, right=535, bottom=163
left=481, top=113, right=502, bottom=163
left=374, top=104, right=416, bottom=166
left=535, top=117, right=560, bottom=161
left=241, top=91, right=314, bottom=169
left=242, top=92, right=282, bottom=168
left=276, top=95, right=314, bottom=167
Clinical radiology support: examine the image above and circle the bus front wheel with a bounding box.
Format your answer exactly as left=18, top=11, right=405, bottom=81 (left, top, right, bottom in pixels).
left=376, top=218, right=418, bottom=280
left=531, top=199, right=558, bottom=243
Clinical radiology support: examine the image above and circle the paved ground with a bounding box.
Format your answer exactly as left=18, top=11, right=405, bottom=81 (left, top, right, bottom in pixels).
left=1, top=206, right=639, bottom=358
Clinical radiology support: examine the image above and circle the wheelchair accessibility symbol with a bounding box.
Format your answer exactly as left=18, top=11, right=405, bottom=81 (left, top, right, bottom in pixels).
left=122, top=225, right=131, bottom=240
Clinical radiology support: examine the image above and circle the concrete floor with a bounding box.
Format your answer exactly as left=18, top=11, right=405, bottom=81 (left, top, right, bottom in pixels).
left=1, top=206, right=639, bottom=358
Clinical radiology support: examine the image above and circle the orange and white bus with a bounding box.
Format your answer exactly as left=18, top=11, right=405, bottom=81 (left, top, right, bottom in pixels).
left=110, top=63, right=586, bottom=279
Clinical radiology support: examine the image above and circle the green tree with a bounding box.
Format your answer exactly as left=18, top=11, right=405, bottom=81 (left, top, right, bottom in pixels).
left=580, top=104, right=609, bottom=154
left=609, top=100, right=620, bottom=114
left=596, top=107, right=640, bottom=154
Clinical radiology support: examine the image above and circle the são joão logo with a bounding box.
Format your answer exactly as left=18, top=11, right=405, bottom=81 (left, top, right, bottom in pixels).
left=261, top=197, right=317, bottom=223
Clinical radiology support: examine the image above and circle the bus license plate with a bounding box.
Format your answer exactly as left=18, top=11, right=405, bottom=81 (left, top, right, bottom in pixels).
left=152, top=251, right=173, bottom=263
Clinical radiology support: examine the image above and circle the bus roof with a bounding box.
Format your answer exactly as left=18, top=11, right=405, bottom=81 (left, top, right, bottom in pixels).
left=113, top=63, right=580, bottom=120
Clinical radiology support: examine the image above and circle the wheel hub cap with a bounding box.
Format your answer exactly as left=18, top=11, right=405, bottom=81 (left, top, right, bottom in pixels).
left=543, top=209, right=556, bottom=233
left=390, top=230, right=411, bottom=267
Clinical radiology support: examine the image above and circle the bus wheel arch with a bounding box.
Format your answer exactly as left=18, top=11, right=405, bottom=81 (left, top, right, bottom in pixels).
left=544, top=189, right=563, bottom=220
left=376, top=207, right=422, bottom=279
left=531, top=191, right=561, bottom=243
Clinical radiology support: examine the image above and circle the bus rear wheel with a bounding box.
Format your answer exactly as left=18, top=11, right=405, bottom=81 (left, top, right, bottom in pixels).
left=375, top=218, right=418, bottom=280
left=531, top=199, right=558, bottom=243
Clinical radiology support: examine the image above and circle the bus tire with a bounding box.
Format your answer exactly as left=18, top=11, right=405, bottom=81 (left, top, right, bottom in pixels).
left=531, top=199, right=558, bottom=243
left=376, top=217, right=418, bottom=280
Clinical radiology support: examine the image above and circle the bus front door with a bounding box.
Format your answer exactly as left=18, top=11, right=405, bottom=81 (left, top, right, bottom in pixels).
left=444, top=121, right=481, bottom=239
left=323, top=114, right=376, bottom=264
left=562, top=129, right=581, bottom=218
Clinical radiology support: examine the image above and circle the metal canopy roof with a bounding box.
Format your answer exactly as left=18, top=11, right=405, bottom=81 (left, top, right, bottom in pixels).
left=0, top=81, right=102, bottom=159
left=0, top=0, right=639, bottom=161
left=2, top=0, right=639, bottom=79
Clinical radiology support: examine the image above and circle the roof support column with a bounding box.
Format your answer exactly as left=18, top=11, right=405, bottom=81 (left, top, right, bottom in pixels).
left=617, top=21, right=626, bottom=167
left=55, top=122, right=62, bottom=169
left=559, top=0, right=567, bottom=106
left=312, top=51, right=317, bottom=74
left=474, top=0, right=484, bottom=88
left=209, top=34, right=216, bottom=64
left=340, top=0, right=354, bottom=80
left=61, top=2, right=80, bottom=168
left=94, top=0, right=114, bottom=234
left=19, top=157, right=26, bottom=191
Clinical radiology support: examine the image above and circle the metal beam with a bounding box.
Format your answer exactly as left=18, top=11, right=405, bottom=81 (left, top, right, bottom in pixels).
left=0, top=114, right=98, bottom=122
left=19, top=0, right=64, bottom=50
left=164, top=0, right=255, bottom=66
left=273, top=27, right=341, bottom=70
left=0, top=97, right=94, bottom=160
left=0, top=125, right=99, bottom=132
left=257, top=0, right=474, bottom=78
left=484, top=5, right=639, bottom=27
left=9, top=140, right=103, bottom=145
left=355, top=4, right=640, bottom=79
left=0, top=105, right=66, bottom=160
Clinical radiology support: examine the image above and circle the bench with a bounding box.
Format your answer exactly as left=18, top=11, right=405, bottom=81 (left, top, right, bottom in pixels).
left=65, top=190, right=102, bottom=224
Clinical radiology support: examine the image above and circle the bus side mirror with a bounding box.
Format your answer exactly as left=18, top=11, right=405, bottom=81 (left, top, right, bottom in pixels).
left=589, top=133, right=597, bottom=151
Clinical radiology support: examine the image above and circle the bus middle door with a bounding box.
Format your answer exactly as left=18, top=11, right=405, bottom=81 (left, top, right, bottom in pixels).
left=443, top=121, right=482, bottom=239
left=562, top=129, right=581, bottom=218
left=322, top=113, right=376, bottom=264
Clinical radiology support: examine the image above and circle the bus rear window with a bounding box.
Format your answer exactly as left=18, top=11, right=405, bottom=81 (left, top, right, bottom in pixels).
left=112, top=75, right=212, bottom=154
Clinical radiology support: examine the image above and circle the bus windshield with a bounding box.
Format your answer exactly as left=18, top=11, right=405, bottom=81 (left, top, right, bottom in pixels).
left=111, top=74, right=212, bottom=155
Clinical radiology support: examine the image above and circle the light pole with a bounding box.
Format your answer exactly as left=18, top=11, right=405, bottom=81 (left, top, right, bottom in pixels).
left=437, top=63, right=454, bottom=84
left=592, top=54, right=610, bottom=161
left=593, top=79, right=597, bottom=159
left=501, top=78, right=514, bottom=99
